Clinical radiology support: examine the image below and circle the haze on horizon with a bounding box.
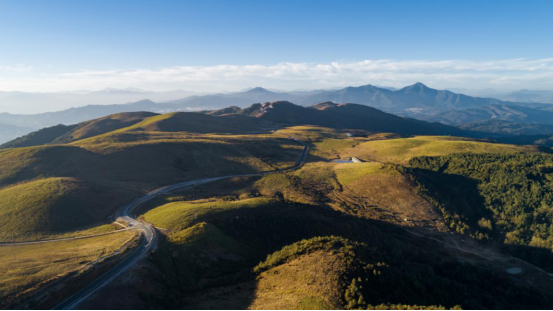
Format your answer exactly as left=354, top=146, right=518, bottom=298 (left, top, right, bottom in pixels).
left=0, top=0, right=552, bottom=104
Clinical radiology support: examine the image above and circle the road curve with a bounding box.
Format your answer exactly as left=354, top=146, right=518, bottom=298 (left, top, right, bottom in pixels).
left=53, top=139, right=309, bottom=310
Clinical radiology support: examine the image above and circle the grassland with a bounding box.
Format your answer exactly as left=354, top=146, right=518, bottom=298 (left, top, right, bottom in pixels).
left=0, top=230, right=137, bottom=308
left=55, top=111, right=157, bottom=143
left=0, top=177, right=134, bottom=241
left=142, top=197, right=276, bottom=231
left=0, top=127, right=303, bottom=240
left=315, top=135, right=539, bottom=164
left=249, top=250, right=342, bottom=309
left=275, top=125, right=344, bottom=142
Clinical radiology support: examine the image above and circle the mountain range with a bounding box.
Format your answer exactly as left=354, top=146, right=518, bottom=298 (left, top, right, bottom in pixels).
left=2, top=83, right=553, bottom=144
left=1, top=101, right=468, bottom=149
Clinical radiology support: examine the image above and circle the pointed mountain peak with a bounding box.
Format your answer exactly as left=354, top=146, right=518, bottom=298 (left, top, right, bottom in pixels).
left=399, top=82, right=435, bottom=94
left=411, top=82, right=430, bottom=89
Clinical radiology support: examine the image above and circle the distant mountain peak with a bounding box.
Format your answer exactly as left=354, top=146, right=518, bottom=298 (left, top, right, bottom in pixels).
left=245, top=87, right=272, bottom=93
left=399, top=82, right=435, bottom=94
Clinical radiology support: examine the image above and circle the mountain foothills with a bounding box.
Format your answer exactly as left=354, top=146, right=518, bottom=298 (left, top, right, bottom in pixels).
left=3, top=95, right=553, bottom=310
left=4, top=83, right=553, bottom=145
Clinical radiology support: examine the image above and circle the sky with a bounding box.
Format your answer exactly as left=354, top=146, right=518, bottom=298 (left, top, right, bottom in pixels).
left=0, top=0, right=552, bottom=92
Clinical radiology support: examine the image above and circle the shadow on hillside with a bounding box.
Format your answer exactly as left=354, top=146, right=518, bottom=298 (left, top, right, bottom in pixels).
left=1, top=139, right=318, bottom=189
left=150, top=200, right=553, bottom=310
left=503, top=243, right=553, bottom=273
left=410, top=168, right=492, bottom=231
left=411, top=167, right=553, bottom=272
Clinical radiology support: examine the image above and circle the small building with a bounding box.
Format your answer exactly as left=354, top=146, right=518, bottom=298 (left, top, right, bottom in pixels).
left=351, top=157, right=363, bottom=163
left=346, top=133, right=354, bottom=137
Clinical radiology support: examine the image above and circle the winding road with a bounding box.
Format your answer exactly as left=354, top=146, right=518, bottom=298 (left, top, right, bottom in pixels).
left=53, top=139, right=309, bottom=310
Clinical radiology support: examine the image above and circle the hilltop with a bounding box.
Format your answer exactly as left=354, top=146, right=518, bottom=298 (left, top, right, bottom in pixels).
left=0, top=111, right=158, bottom=149
left=209, top=101, right=468, bottom=136
left=3, top=83, right=553, bottom=143
left=2, top=96, right=553, bottom=309
left=2, top=101, right=469, bottom=149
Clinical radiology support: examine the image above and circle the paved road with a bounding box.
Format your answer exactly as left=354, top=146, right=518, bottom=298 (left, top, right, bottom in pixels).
left=53, top=139, right=309, bottom=310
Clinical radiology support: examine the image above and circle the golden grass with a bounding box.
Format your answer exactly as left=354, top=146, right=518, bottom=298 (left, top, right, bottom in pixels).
left=330, top=136, right=537, bottom=165
left=334, top=162, right=397, bottom=185
left=0, top=230, right=137, bottom=306
left=142, top=197, right=276, bottom=231
left=275, top=126, right=342, bottom=142
left=249, top=250, right=342, bottom=310
left=0, top=177, right=132, bottom=242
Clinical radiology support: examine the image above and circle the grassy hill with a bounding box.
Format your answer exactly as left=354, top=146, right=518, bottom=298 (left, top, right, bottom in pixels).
left=0, top=124, right=76, bottom=149
left=0, top=112, right=157, bottom=149
left=314, top=135, right=539, bottom=165
left=214, top=101, right=468, bottom=136
left=125, top=175, right=553, bottom=309
left=0, top=115, right=303, bottom=240
left=0, top=177, right=136, bottom=241
left=115, top=111, right=262, bottom=134
left=4, top=104, right=553, bottom=308
left=54, top=111, right=158, bottom=143
left=0, top=230, right=137, bottom=308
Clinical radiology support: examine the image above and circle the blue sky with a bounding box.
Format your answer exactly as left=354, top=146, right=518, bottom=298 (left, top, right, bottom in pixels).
left=0, top=0, right=552, bottom=92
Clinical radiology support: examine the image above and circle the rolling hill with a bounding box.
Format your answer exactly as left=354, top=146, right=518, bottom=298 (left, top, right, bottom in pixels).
left=0, top=177, right=136, bottom=241
left=0, top=100, right=162, bottom=129
left=3, top=83, right=553, bottom=142
left=0, top=111, right=158, bottom=149
left=1, top=104, right=553, bottom=309
left=211, top=101, right=469, bottom=136
left=2, top=101, right=470, bottom=149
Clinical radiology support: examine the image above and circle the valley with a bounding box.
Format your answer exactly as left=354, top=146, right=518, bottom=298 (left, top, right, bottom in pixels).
left=2, top=101, right=553, bottom=309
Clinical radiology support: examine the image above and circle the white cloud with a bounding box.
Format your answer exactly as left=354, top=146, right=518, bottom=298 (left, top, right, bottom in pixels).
left=1, top=58, right=553, bottom=92
left=0, top=64, right=33, bottom=73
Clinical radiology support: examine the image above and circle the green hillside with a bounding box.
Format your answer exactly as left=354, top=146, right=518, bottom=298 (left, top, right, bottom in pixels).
left=0, top=230, right=137, bottom=308
left=3, top=106, right=553, bottom=309
left=135, top=179, right=552, bottom=309
left=315, top=135, right=539, bottom=164
left=0, top=112, right=157, bottom=149
left=220, top=101, right=468, bottom=136
left=0, top=124, right=77, bottom=149
left=54, top=111, right=158, bottom=143
left=0, top=177, right=135, bottom=241
left=117, top=112, right=262, bottom=134
left=410, top=153, right=553, bottom=270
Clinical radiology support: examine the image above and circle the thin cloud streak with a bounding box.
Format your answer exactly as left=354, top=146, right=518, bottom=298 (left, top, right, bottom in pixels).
left=1, top=58, right=553, bottom=92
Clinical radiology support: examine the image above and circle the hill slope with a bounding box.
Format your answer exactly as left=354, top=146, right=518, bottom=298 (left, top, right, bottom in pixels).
left=0, top=177, right=135, bottom=241
left=0, top=111, right=158, bottom=149
left=214, top=101, right=468, bottom=136
left=0, top=100, right=162, bottom=129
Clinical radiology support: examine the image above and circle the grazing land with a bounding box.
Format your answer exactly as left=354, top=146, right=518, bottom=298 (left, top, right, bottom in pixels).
left=315, top=135, right=538, bottom=164
left=0, top=230, right=138, bottom=308
left=2, top=107, right=553, bottom=309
